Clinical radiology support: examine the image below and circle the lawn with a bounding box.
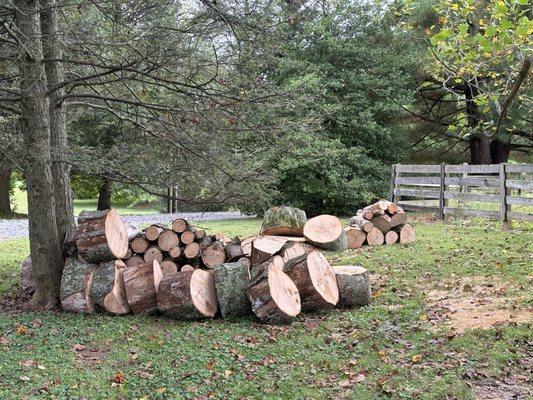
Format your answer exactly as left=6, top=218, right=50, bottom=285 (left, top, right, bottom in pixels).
left=10, top=186, right=162, bottom=216
left=0, top=216, right=531, bottom=399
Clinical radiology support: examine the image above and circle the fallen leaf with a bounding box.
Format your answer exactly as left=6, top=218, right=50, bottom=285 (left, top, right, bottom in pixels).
left=17, top=325, right=27, bottom=335
left=412, top=354, right=423, bottom=363
left=19, top=376, right=30, bottom=382
left=110, top=372, right=126, bottom=385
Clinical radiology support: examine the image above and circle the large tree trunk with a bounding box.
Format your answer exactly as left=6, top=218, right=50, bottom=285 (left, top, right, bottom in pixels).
left=0, top=168, right=12, bottom=217
left=490, top=138, right=511, bottom=164
left=15, top=0, right=65, bottom=309
left=469, top=136, right=492, bottom=164
left=97, top=177, right=112, bottom=211
left=40, top=0, right=76, bottom=251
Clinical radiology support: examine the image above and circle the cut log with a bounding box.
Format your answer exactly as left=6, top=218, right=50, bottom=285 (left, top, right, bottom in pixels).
left=225, top=236, right=244, bottom=262
left=260, top=206, right=307, bottom=236
left=125, top=255, right=144, bottom=268
left=124, top=246, right=133, bottom=260
left=282, top=250, right=339, bottom=311
left=184, top=242, right=200, bottom=259
left=144, top=246, right=163, bottom=263
left=130, top=235, right=150, bottom=254
left=214, top=260, right=251, bottom=318
left=372, top=214, right=391, bottom=234
left=251, top=236, right=288, bottom=265
left=157, top=269, right=218, bottom=319
left=390, top=207, right=407, bottom=227
left=201, top=242, right=227, bottom=269
left=160, top=259, right=178, bottom=275
left=145, top=224, right=164, bottom=241
left=363, top=200, right=390, bottom=216
left=172, top=218, right=188, bottom=233
left=279, top=241, right=314, bottom=263
left=125, top=223, right=141, bottom=241
left=344, top=227, right=366, bottom=249
left=396, top=224, right=415, bottom=244
left=241, top=236, right=256, bottom=257
left=181, top=264, right=194, bottom=271
left=123, top=260, right=162, bottom=314
left=385, top=230, right=399, bottom=245
left=195, top=229, right=206, bottom=239
left=333, top=265, right=371, bottom=307
left=199, top=235, right=213, bottom=250
left=20, top=256, right=35, bottom=296
left=91, top=260, right=130, bottom=315
left=386, top=202, right=398, bottom=215
left=60, top=258, right=97, bottom=313
left=356, top=209, right=374, bottom=220
left=76, top=209, right=129, bottom=263
left=168, top=245, right=182, bottom=259
left=246, top=261, right=301, bottom=324
left=181, top=230, right=196, bottom=245
left=250, top=254, right=286, bottom=277
left=303, top=215, right=347, bottom=251
left=158, top=230, right=179, bottom=252
left=366, top=227, right=384, bottom=246
left=349, top=215, right=374, bottom=233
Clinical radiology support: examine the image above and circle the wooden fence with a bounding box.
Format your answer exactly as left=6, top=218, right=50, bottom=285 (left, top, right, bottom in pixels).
left=389, top=163, right=533, bottom=230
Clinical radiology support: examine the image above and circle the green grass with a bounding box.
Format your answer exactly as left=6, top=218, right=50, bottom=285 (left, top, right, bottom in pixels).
left=10, top=186, right=162, bottom=216
left=0, top=217, right=531, bottom=399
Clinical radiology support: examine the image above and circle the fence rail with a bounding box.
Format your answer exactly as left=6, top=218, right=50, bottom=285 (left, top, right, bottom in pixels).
left=389, top=163, right=533, bottom=230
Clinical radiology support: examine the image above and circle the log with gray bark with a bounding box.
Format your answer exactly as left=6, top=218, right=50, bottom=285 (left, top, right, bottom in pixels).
left=390, top=207, right=407, bottom=227
left=225, top=236, right=244, bottom=262
left=75, top=209, right=129, bottom=263
left=91, top=260, right=130, bottom=315
left=260, top=206, right=307, bottom=236
left=123, top=260, right=162, bottom=314
left=371, top=214, right=391, bottom=234
left=157, top=269, right=218, bottom=319
left=333, top=265, right=371, bottom=307
left=60, top=258, right=98, bottom=313
left=213, top=259, right=251, bottom=318
left=349, top=215, right=374, bottom=233
left=303, top=215, right=347, bottom=251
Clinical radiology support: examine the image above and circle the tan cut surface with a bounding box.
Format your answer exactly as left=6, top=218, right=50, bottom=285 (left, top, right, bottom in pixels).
left=307, top=251, right=339, bottom=305
left=105, top=209, right=129, bottom=259
left=303, top=215, right=342, bottom=244
left=268, top=267, right=301, bottom=317
left=190, top=269, right=218, bottom=317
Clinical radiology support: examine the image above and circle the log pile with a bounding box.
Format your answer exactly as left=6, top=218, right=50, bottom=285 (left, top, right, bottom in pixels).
left=346, top=200, right=415, bottom=248
left=57, top=208, right=372, bottom=325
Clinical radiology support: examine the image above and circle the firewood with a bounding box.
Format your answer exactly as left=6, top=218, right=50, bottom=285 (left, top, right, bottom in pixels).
left=356, top=209, right=374, bottom=220
left=125, top=255, right=144, bottom=268
left=215, top=232, right=232, bottom=245
left=372, top=214, right=392, bottom=234
left=125, top=223, right=141, bottom=241
left=363, top=200, right=389, bottom=216
left=172, top=218, right=188, bottom=233
left=282, top=250, right=339, bottom=311
left=60, top=258, right=98, bottom=314
left=168, top=246, right=182, bottom=259
left=390, top=207, right=407, bottom=227
left=303, top=215, right=347, bottom=251
left=181, top=230, right=196, bottom=245
left=123, top=260, right=162, bottom=314
left=201, top=242, right=227, bottom=268
left=184, top=242, right=200, bottom=259
left=145, top=224, right=164, bottom=241
left=195, top=229, right=206, bottom=239
left=160, top=259, right=178, bottom=275
left=157, top=229, right=179, bottom=252
left=199, top=235, right=213, bottom=250
left=394, top=224, right=415, bottom=244
left=213, top=259, right=252, bottom=318
left=251, top=254, right=286, bottom=277
left=344, top=226, right=366, bottom=249
left=251, top=236, right=288, bottom=265
left=279, top=241, right=314, bottom=263
left=246, top=260, right=301, bottom=324
left=130, top=235, right=149, bottom=254
left=260, top=206, right=307, bottom=236
left=349, top=215, right=374, bottom=233
left=366, top=227, right=384, bottom=246
left=144, top=246, right=163, bottom=263
left=385, top=230, right=399, bottom=245
left=181, top=264, right=194, bottom=271
left=76, top=209, right=129, bottom=263
left=386, top=202, right=398, bottom=215
left=333, top=265, right=371, bottom=307
left=241, top=236, right=256, bottom=257
left=157, top=269, right=218, bottom=319
left=91, top=260, right=130, bottom=315
left=225, top=236, right=244, bottom=262
left=124, top=246, right=133, bottom=260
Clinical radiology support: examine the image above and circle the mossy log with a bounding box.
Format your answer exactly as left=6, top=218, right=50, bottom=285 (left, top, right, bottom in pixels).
left=60, top=258, right=98, bottom=313
left=260, top=206, right=307, bottom=236
left=91, top=260, right=130, bottom=315
left=333, top=265, right=371, bottom=307
left=213, top=260, right=252, bottom=318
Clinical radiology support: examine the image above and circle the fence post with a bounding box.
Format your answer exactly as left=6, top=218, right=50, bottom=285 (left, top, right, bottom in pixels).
left=172, top=185, right=179, bottom=213
left=389, top=164, right=397, bottom=202
left=499, top=163, right=511, bottom=231
left=439, top=163, right=446, bottom=221
left=167, top=186, right=172, bottom=213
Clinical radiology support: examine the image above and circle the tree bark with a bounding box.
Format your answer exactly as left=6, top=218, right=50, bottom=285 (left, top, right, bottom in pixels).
left=490, top=138, right=511, bottom=164
left=97, top=177, right=112, bottom=211
left=0, top=168, right=12, bottom=217
left=15, top=0, right=65, bottom=309
left=40, top=0, right=76, bottom=251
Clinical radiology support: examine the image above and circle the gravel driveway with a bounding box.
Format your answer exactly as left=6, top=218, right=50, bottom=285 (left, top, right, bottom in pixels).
left=0, top=211, right=254, bottom=240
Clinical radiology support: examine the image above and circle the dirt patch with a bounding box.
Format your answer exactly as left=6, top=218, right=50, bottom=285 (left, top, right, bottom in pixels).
left=426, top=276, right=532, bottom=334
left=73, top=344, right=108, bottom=367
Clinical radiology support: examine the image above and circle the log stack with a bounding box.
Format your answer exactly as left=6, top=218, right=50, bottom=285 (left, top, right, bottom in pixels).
left=346, top=200, right=415, bottom=248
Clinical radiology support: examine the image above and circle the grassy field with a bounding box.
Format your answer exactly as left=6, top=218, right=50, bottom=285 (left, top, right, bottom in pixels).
left=0, top=217, right=531, bottom=399
left=10, top=186, right=162, bottom=216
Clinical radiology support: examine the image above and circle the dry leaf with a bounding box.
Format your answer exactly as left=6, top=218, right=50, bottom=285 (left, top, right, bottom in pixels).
left=412, top=354, right=423, bottom=363
left=17, top=325, right=27, bottom=335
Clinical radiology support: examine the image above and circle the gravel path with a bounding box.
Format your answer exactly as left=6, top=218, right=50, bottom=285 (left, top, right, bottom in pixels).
left=0, top=211, right=254, bottom=240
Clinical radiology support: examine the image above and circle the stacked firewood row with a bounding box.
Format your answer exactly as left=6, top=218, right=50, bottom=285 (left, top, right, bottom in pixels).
left=59, top=207, right=372, bottom=324
left=346, top=200, right=416, bottom=248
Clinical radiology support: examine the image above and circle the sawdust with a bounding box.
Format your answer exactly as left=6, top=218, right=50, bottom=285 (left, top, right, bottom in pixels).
left=425, top=276, right=532, bottom=334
